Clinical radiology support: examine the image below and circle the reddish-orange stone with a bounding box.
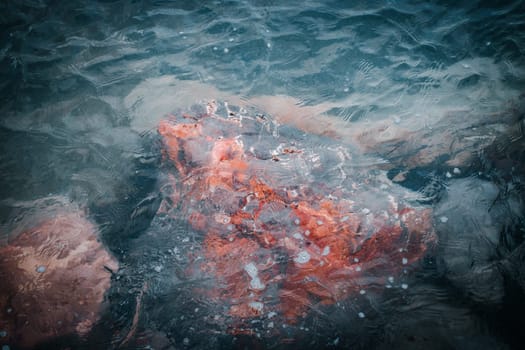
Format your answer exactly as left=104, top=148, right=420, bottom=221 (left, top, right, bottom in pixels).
left=157, top=108, right=436, bottom=332
left=0, top=211, right=118, bottom=348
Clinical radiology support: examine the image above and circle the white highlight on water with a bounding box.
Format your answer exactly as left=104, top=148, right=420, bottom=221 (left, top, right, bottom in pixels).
left=294, top=251, right=311, bottom=264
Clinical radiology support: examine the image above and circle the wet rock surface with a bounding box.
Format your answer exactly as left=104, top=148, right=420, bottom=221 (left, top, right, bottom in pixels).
left=107, top=102, right=437, bottom=348
left=0, top=197, right=118, bottom=349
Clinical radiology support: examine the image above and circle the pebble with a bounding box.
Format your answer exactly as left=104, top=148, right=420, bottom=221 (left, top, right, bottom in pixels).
left=440, top=216, right=449, bottom=223
left=36, top=265, right=46, bottom=273
left=183, top=338, right=190, bottom=346
left=358, top=312, right=365, bottom=318
left=402, top=257, right=408, bottom=265
left=0, top=330, right=6, bottom=337
left=453, top=167, right=461, bottom=174
left=401, top=283, right=408, bottom=289
left=359, top=289, right=366, bottom=295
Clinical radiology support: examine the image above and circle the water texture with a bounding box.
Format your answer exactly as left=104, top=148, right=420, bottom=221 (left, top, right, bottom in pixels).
left=0, top=1, right=524, bottom=349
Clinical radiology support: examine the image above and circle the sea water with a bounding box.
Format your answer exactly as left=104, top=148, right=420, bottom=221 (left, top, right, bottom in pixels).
left=0, top=1, right=524, bottom=349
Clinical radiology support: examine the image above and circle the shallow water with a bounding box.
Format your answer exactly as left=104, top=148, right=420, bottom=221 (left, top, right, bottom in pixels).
left=0, top=1, right=524, bottom=349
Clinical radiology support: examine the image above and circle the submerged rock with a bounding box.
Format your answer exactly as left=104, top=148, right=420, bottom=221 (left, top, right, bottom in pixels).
left=0, top=199, right=118, bottom=349
left=153, top=101, right=436, bottom=336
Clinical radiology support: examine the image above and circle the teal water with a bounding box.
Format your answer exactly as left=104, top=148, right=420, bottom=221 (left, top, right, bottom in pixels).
left=1, top=1, right=524, bottom=349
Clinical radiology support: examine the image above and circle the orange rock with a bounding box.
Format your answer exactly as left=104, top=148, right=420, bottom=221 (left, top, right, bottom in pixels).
left=157, top=107, right=436, bottom=333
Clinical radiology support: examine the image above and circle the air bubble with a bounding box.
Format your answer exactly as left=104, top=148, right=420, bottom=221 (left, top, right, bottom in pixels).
left=249, top=301, right=264, bottom=312
left=294, top=251, right=311, bottom=264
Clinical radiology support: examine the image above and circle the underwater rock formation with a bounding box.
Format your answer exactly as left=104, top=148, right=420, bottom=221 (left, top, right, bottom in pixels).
left=155, top=101, right=436, bottom=334
left=0, top=199, right=118, bottom=349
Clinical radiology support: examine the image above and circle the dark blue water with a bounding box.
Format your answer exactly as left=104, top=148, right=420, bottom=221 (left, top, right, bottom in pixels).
left=1, top=1, right=524, bottom=349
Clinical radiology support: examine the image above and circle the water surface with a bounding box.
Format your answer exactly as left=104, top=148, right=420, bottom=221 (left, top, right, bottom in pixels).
left=1, top=1, right=524, bottom=349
